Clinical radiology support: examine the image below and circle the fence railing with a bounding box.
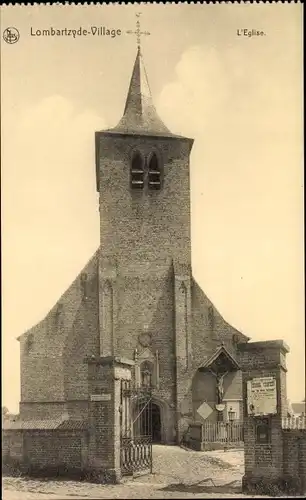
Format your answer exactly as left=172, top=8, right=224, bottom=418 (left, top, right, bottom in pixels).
left=202, top=420, right=244, bottom=443
left=282, top=416, right=306, bottom=430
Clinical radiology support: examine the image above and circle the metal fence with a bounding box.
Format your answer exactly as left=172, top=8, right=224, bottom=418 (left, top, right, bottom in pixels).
left=120, top=380, right=153, bottom=477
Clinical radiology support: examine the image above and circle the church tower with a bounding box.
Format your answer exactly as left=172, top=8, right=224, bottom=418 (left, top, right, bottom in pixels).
left=96, top=47, right=193, bottom=268
left=95, top=47, right=194, bottom=441
left=96, top=47, right=193, bottom=355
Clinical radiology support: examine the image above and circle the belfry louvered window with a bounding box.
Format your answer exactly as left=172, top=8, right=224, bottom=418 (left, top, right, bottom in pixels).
left=130, top=152, right=144, bottom=190
left=148, top=153, right=161, bottom=190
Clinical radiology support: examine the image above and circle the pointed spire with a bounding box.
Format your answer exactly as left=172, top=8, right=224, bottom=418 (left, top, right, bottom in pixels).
left=111, top=48, right=173, bottom=136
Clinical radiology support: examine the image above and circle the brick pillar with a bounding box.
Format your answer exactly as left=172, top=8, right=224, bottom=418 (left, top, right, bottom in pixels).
left=238, top=340, right=289, bottom=494
left=174, top=265, right=192, bottom=444
left=87, top=356, right=134, bottom=483
left=99, top=255, right=117, bottom=357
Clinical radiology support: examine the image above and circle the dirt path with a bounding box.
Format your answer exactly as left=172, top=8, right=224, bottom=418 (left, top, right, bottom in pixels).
left=2, top=446, right=268, bottom=499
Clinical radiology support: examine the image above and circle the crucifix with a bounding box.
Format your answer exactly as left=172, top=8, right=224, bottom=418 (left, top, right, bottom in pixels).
left=126, top=12, right=151, bottom=52
left=209, top=368, right=228, bottom=404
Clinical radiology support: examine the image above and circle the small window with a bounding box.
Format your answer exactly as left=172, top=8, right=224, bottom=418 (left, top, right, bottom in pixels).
left=148, top=154, right=161, bottom=190
left=256, top=418, right=271, bottom=444
left=130, top=152, right=144, bottom=190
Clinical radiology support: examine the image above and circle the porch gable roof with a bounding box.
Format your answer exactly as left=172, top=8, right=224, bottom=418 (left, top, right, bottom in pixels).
left=200, top=345, right=240, bottom=373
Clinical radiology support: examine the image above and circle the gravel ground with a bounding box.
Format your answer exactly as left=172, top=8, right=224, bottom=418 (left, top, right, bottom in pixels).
left=2, top=445, right=270, bottom=499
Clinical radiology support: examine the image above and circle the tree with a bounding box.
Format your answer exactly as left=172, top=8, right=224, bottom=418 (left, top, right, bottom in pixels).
left=2, top=406, right=9, bottom=419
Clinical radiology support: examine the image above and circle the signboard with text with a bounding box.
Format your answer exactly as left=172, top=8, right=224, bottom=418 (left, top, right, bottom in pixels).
left=247, top=376, right=277, bottom=416
left=90, top=393, right=111, bottom=402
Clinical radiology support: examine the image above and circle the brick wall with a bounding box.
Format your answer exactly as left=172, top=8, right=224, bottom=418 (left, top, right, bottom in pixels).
left=24, top=431, right=84, bottom=469
left=97, top=133, right=193, bottom=266
left=2, top=431, right=23, bottom=462
left=115, top=271, right=176, bottom=401
left=19, top=402, right=66, bottom=420
left=191, top=280, right=245, bottom=367
left=2, top=429, right=88, bottom=477
left=283, top=429, right=306, bottom=494
left=239, top=340, right=306, bottom=495
left=20, top=347, right=65, bottom=403
left=19, top=252, right=99, bottom=421
left=64, top=272, right=99, bottom=402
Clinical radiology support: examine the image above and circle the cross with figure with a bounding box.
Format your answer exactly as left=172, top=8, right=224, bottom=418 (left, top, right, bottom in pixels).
left=209, top=369, right=228, bottom=404
left=126, top=12, right=150, bottom=51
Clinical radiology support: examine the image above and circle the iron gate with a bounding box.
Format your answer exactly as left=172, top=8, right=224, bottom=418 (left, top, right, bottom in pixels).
left=120, top=380, right=153, bottom=476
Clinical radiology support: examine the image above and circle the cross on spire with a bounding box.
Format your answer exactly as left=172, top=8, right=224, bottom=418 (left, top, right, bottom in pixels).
left=126, top=12, right=150, bottom=52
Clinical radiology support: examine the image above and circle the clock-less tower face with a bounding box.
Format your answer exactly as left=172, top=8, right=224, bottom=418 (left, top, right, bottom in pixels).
left=96, top=132, right=192, bottom=267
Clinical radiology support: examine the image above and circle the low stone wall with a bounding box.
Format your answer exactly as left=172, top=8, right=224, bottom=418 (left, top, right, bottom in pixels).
left=2, top=430, right=23, bottom=468
left=2, top=429, right=89, bottom=479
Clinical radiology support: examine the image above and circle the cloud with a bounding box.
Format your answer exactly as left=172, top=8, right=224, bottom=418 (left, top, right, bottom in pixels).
left=4, top=94, right=103, bottom=226
left=2, top=96, right=104, bottom=338
left=158, top=43, right=300, bottom=143
left=156, top=44, right=304, bottom=402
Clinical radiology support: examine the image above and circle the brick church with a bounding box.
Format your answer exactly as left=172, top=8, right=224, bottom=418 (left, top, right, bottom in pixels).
left=17, top=47, right=250, bottom=445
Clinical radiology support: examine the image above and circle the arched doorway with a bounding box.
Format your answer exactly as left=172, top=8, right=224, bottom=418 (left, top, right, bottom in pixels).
left=151, top=403, right=161, bottom=443
left=137, top=401, right=162, bottom=443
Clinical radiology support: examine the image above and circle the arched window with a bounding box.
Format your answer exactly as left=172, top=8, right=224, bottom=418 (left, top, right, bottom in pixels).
left=148, top=153, right=161, bottom=190
left=140, top=361, right=154, bottom=388
left=130, top=152, right=144, bottom=190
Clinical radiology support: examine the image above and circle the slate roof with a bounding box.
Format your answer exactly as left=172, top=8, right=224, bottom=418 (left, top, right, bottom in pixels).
left=200, top=344, right=241, bottom=372
left=101, top=48, right=185, bottom=139
left=58, top=419, right=87, bottom=430
left=2, top=415, right=87, bottom=431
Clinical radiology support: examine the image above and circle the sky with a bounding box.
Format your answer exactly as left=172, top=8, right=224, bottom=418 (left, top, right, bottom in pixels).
left=1, top=3, right=304, bottom=413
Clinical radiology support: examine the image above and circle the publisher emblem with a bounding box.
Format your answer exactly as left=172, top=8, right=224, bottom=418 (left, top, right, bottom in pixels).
left=3, top=27, right=20, bottom=44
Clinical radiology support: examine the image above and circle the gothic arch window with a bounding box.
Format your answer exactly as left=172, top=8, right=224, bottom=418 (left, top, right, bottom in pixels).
left=140, top=360, right=154, bottom=388
left=130, top=152, right=144, bottom=190
left=148, top=153, right=161, bottom=190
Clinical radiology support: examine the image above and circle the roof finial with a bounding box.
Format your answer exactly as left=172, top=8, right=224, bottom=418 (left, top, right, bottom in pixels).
left=126, top=12, right=150, bottom=53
